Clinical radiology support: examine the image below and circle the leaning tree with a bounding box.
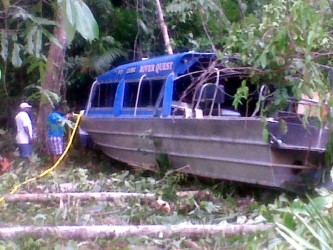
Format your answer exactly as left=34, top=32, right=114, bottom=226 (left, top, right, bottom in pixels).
left=36, top=0, right=99, bottom=146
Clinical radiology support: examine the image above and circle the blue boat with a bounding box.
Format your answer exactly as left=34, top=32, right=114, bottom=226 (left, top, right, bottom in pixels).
left=81, top=52, right=331, bottom=192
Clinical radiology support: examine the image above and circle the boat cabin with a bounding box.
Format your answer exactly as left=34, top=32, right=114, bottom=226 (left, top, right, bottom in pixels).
left=86, top=52, right=255, bottom=118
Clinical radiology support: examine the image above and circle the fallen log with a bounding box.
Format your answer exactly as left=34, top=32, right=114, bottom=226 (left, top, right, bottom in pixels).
left=0, top=223, right=274, bottom=240
left=4, top=192, right=156, bottom=202
left=36, top=182, right=203, bottom=196
left=36, top=181, right=111, bottom=192
left=4, top=190, right=208, bottom=203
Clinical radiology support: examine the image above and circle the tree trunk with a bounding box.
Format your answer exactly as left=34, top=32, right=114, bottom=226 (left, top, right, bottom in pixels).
left=36, top=7, right=68, bottom=147
left=154, top=0, right=173, bottom=54
left=0, top=223, right=274, bottom=240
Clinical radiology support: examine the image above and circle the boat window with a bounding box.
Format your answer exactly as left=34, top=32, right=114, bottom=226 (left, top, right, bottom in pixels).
left=124, top=82, right=139, bottom=107
left=123, top=80, right=164, bottom=108
left=139, top=79, right=164, bottom=107
left=91, top=83, right=118, bottom=108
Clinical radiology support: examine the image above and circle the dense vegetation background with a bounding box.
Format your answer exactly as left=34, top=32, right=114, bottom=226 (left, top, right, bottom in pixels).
left=2, top=0, right=333, bottom=144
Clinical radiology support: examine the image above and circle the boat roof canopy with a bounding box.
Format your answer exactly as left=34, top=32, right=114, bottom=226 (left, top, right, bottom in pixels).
left=97, top=52, right=215, bottom=83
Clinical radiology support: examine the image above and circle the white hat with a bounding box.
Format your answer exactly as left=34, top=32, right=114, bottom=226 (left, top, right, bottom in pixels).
left=20, top=102, right=32, bottom=109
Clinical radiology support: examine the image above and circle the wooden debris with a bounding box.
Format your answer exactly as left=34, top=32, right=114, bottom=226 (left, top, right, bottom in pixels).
left=0, top=223, right=274, bottom=240
left=153, top=199, right=171, bottom=213
left=176, top=190, right=210, bottom=197
left=0, top=157, right=11, bottom=173
left=183, top=239, right=201, bottom=249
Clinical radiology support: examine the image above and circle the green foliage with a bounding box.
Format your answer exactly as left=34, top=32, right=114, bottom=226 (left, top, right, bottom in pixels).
left=166, top=0, right=271, bottom=51
left=11, top=36, right=22, bottom=68
left=155, top=153, right=171, bottom=178
left=0, top=0, right=105, bottom=132
left=26, top=56, right=47, bottom=84
left=325, top=131, right=333, bottom=166
left=108, top=7, right=139, bottom=50
left=0, top=3, right=59, bottom=116
left=274, top=189, right=333, bottom=249
left=28, top=85, right=61, bottom=107
left=0, top=5, right=57, bottom=68
left=79, top=36, right=125, bottom=74
left=262, top=117, right=269, bottom=142
left=59, top=0, right=99, bottom=43
left=232, top=80, right=249, bottom=109
left=167, top=0, right=230, bottom=50
left=223, top=0, right=333, bottom=112
left=0, top=31, right=6, bottom=60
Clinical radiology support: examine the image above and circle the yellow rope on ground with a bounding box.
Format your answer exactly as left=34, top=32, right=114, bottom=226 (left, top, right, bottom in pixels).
left=0, top=114, right=82, bottom=204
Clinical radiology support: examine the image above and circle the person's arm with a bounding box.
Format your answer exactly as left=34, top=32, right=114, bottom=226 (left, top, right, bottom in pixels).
left=24, top=126, right=33, bottom=144
left=22, top=113, right=33, bottom=144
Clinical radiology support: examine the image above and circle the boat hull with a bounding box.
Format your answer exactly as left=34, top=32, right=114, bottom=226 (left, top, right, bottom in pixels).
left=81, top=116, right=327, bottom=191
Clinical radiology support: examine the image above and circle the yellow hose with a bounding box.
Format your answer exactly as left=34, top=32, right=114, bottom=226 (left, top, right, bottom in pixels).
left=0, top=114, right=82, bottom=204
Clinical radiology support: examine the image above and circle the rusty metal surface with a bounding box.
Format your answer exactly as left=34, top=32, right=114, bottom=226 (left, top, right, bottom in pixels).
left=81, top=116, right=328, bottom=190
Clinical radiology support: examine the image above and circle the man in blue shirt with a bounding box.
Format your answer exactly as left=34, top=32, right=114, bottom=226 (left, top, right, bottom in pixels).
left=47, top=104, right=68, bottom=164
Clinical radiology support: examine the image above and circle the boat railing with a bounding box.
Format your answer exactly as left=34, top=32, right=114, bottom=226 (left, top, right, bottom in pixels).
left=193, top=68, right=227, bottom=117
left=209, top=68, right=220, bottom=116
left=194, top=84, right=225, bottom=116
left=134, top=74, right=147, bottom=117
left=85, top=80, right=98, bottom=115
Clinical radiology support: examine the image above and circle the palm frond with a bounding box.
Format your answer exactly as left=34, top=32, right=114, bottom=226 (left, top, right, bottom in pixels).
left=293, top=212, right=330, bottom=249
left=276, top=193, right=333, bottom=249
left=30, top=85, right=60, bottom=106
left=90, top=49, right=125, bottom=74
left=276, top=222, right=320, bottom=250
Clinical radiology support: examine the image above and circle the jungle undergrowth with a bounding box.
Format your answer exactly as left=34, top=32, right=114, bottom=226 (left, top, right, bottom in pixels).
left=0, top=148, right=329, bottom=249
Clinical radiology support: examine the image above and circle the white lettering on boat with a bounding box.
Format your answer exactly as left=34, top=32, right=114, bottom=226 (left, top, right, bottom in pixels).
left=139, top=62, right=173, bottom=74
left=126, top=67, right=136, bottom=74
left=139, top=64, right=155, bottom=73
left=155, top=62, right=173, bottom=73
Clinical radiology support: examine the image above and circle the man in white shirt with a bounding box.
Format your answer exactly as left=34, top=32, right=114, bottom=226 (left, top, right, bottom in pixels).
left=15, top=102, right=33, bottom=160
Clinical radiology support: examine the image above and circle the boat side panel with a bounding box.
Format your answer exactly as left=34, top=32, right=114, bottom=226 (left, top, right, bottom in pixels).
left=82, top=117, right=279, bottom=186
left=82, top=116, right=327, bottom=189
